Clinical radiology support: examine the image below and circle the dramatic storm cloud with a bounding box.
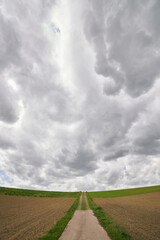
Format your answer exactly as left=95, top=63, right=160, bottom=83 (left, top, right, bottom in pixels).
left=0, top=0, right=159, bottom=191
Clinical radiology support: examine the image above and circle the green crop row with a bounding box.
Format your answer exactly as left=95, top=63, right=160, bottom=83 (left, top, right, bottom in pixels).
left=88, top=185, right=160, bottom=198
left=0, top=186, right=80, bottom=198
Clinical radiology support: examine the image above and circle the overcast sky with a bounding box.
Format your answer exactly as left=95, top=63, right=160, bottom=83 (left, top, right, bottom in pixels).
left=0, top=0, right=160, bottom=191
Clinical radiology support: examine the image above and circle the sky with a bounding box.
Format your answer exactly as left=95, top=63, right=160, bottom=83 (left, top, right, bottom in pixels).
left=0, top=0, right=160, bottom=191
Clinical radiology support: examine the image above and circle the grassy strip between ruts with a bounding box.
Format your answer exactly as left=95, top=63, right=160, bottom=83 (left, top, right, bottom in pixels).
left=38, top=197, right=79, bottom=240
left=0, top=186, right=79, bottom=198
left=81, top=192, right=87, bottom=210
left=87, top=193, right=132, bottom=240
left=89, top=185, right=160, bottom=198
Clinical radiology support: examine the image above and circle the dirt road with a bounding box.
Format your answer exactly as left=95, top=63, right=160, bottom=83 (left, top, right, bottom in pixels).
left=77, top=192, right=82, bottom=210
left=59, top=192, right=111, bottom=240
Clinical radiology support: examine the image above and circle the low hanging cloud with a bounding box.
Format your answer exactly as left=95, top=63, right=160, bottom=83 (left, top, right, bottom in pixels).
left=0, top=0, right=159, bottom=191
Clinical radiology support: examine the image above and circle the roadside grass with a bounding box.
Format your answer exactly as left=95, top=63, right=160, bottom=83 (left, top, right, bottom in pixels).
left=0, top=186, right=80, bottom=198
left=89, top=185, right=160, bottom=198
left=38, top=197, right=79, bottom=240
left=87, top=193, right=132, bottom=240
left=81, top=192, right=87, bottom=210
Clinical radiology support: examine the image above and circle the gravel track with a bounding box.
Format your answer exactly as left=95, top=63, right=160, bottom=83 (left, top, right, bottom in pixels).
left=59, top=192, right=111, bottom=240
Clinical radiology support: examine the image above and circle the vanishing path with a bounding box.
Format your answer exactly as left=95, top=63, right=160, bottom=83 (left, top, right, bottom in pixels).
left=84, top=192, right=89, bottom=210
left=77, top=192, right=82, bottom=210
left=59, top=192, right=111, bottom=240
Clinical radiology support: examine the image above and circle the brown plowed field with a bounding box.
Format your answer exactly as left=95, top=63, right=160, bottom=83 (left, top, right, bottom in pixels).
left=0, top=195, right=75, bottom=240
left=94, top=192, right=160, bottom=240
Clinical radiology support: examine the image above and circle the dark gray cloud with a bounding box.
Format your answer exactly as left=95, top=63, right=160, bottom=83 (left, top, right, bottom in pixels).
left=0, top=135, right=15, bottom=150
left=0, top=11, right=21, bottom=71
left=83, top=0, right=160, bottom=97
left=0, top=0, right=160, bottom=191
left=0, top=79, right=20, bottom=123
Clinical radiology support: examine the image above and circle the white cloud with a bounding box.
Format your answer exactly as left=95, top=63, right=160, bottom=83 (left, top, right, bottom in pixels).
left=0, top=0, right=159, bottom=191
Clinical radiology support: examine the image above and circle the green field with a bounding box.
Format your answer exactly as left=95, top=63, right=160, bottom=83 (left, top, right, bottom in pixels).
left=88, top=185, right=160, bottom=198
left=0, top=186, right=80, bottom=198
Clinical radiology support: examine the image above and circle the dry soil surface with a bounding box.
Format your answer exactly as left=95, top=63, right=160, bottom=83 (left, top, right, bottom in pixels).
left=94, top=192, right=160, bottom=240
left=59, top=193, right=111, bottom=240
left=0, top=195, right=75, bottom=240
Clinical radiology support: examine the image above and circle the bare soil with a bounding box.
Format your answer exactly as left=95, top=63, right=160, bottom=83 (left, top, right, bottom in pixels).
left=0, top=195, right=75, bottom=240
left=94, top=192, right=160, bottom=240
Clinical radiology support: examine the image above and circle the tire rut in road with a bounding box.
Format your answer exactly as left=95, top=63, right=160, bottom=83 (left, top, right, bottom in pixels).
left=77, top=192, right=83, bottom=210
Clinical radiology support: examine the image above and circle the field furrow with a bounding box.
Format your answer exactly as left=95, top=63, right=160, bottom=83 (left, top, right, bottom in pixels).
left=94, top=192, right=160, bottom=240
left=0, top=195, right=75, bottom=240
